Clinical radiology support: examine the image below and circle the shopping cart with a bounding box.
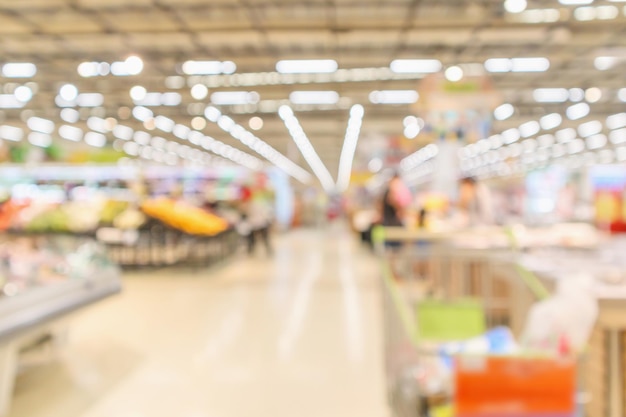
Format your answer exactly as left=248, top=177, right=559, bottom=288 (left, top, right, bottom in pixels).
left=373, top=226, right=579, bottom=417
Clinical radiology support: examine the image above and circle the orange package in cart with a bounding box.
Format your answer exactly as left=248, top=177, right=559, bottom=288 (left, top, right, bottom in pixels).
left=454, top=356, right=576, bottom=417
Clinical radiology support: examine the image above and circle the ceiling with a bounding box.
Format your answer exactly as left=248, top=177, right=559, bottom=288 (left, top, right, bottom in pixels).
left=0, top=0, right=625, bottom=188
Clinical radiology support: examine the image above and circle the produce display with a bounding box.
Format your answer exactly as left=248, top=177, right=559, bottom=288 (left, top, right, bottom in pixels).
left=100, top=200, right=129, bottom=225
left=11, top=201, right=101, bottom=234
left=141, top=198, right=229, bottom=236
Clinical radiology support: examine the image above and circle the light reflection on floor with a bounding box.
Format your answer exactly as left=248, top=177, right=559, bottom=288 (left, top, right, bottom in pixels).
left=9, top=227, right=388, bottom=417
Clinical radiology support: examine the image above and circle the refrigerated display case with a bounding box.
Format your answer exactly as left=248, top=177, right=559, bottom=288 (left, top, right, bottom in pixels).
left=0, top=234, right=121, bottom=416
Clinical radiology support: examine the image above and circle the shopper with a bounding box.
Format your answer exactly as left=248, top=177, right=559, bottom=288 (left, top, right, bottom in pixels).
left=242, top=173, right=275, bottom=256
left=381, top=172, right=411, bottom=228
left=457, top=176, right=495, bottom=226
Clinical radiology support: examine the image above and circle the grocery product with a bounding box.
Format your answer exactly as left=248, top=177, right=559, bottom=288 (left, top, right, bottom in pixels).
left=100, top=200, right=129, bottom=225
left=113, top=208, right=146, bottom=230
left=141, top=198, right=229, bottom=236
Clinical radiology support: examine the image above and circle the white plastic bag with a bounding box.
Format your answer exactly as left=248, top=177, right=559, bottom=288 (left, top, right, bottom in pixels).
left=521, top=274, right=598, bottom=355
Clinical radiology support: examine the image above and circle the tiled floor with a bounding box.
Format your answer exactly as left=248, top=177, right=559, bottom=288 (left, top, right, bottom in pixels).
left=9, top=228, right=388, bottom=417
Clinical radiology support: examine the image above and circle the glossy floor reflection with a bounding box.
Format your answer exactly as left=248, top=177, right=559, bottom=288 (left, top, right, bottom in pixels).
left=9, top=228, right=388, bottom=417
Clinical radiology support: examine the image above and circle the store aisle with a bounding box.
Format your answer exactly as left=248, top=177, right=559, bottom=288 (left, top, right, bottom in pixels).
left=9, top=228, right=388, bottom=417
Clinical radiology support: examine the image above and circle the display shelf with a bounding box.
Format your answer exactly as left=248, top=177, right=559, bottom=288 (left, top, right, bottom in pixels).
left=0, top=234, right=121, bottom=416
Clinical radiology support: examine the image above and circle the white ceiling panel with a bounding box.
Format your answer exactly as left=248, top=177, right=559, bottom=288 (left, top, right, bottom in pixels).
left=26, top=11, right=104, bottom=33
left=101, top=11, right=180, bottom=32
left=476, top=27, right=548, bottom=44
left=405, top=29, right=473, bottom=46
left=128, top=33, right=196, bottom=52
left=62, top=34, right=127, bottom=54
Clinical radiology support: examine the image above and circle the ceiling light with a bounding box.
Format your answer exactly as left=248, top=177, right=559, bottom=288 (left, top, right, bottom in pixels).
left=504, top=0, right=527, bottom=13
left=191, top=116, right=207, bottom=130
left=173, top=124, right=191, bottom=139
left=368, top=158, right=383, bottom=173
left=511, top=57, right=550, bottom=72
left=502, top=128, right=521, bottom=144
left=211, top=91, right=259, bottom=105
left=540, top=113, right=562, bottom=130
left=607, top=113, right=626, bottom=130
left=569, top=88, right=585, bottom=102
left=489, top=134, right=504, bottom=149
left=155, top=115, right=175, bottom=132
left=494, top=103, right=515, bottom=120
left=123, top=141, right=140, bottom=156
left=2, top=63, right=36, bottom=78
left=445, top=66, right=464, bottom=82
left=130, top=86, right=147, bottom=101
left=337, top=104, right=365, bottom=192
left=0, top=94, right=25, bottom=109
left=289, top=90, right=339, bottom=105
left=191, top=84, right=209, bottom=100
left=132, top=106, right=153, bottom=122
left=187, top=131, right=203, bottom=145
left=518, top=8, right=561, bottom=22
left=403, top=115, right=418, bottom=127
left=586, top=134, right=608, bottom=149
left=161, top=92, right=182, bottom=106
left=566, top=102, right=590, bottom=120
left=27, top=117, right=54, bottom=134
left=249, top=116, right=263, bottom=131
left=596, top=5, right=619, bottom=18
left=112, top=56, right=144, bottom=76
left=150, top=136, right=166, bottom=149
left=519, top=120, right=540, bottom=137
left=0, top=125, right=23, bottom=141
left=594, top=56, right=618, bottom=70
left=389, top=59, right=442, bottom=73
left=132, top=131, right=150, bottom=146
left=369, top=90, right=419, bottom=104
left=484, top=58, right=512, bottom=73
left=77, top=62, right=99, bottom=78
left=14, top=86, right=32, bottom=102
left=533, top=88, right=568, bottom=103
left=617, top=88, right=626, bottom=102
left=556, top=128, right=577, bottom=143
left=60, top=108, right=80, bottom=123
left=217, top=115, right=236, bottom=132
left=58, top=125, right=83, bottom=142
left=125, top=56, right=143, bottom=75
left=113, top=124, right=133, bottom=140
left=57, top=84, right=78, bottom=102
left=87, top=117, right=107, bottom=133
left=610, top=128, right=626, bottom=144
left=522, top=138, right=538, bottom=153
left=574, top=6, right=596, bottom=20
left=76, top=93, right=104, bottom=107
left=28, top=132, right=51, bottom=148
left=578, top=120, right=603, bottom=137
left=538, top=134, right=555, bottom=147
left=278, top=105, right=335, bottom=191
left=221, top=61, right=237, bottom=74
left=276, top=59, right=338, bottom=74
left=585, top=87, right=602, bottom=103
left=404, top=124, right=421, bottom=139
left=135, top=92, right=161, bottom=106
left=204, top=106, right=221, bottom=122
left=567, top=138, right=586, bottom=154
left=182, top=61, right=236, bottom=75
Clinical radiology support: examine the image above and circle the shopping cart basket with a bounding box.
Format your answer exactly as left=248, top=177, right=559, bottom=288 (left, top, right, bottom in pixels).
left=373, top=226, right=578, bottom=417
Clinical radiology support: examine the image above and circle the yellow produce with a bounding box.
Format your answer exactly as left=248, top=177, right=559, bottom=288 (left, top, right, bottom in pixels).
left=141, top=198, right=228, bottom=236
